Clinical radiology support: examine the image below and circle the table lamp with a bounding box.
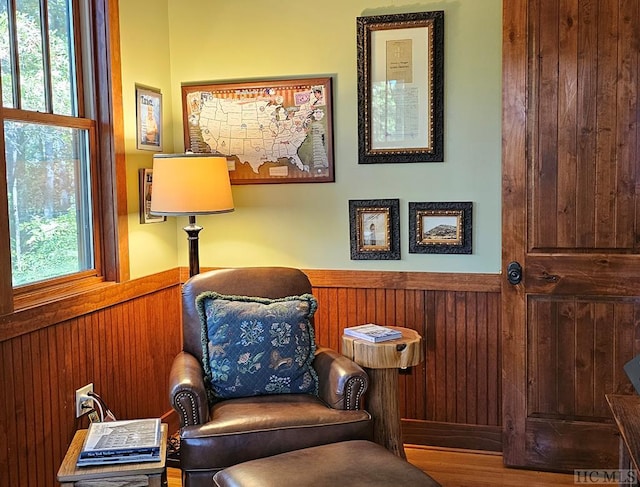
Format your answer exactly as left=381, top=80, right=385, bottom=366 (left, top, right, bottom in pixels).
left=150, top=153, right=234, bottom=277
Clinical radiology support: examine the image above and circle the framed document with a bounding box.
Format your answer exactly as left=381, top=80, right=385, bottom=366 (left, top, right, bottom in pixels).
left=357, top=11, right=444, bottom=164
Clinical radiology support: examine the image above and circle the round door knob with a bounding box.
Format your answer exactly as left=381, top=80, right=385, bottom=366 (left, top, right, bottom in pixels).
left=507, top=261, right=522, bottom=285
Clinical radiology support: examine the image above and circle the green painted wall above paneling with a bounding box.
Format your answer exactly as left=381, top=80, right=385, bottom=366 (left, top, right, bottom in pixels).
left=120, top=0, right=178, bottom=278
left=121, top=0, right=502, bottom=277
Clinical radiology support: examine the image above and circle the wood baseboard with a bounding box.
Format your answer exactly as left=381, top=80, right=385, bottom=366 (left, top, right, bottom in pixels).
left=402, top=419, right=502, bottom=452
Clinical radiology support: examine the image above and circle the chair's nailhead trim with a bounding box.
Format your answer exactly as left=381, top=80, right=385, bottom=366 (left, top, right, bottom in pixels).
left=175, top=391, right=199, bottom=426
left=345, top=376, right=367, bottom=410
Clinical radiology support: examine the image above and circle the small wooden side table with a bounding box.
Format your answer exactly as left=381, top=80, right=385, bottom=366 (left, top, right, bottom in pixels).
left=606, top=394, right=640, bottom=487
left=342, top=326, right=424, bottom=459
left=57, top=423, right=168, bottom=487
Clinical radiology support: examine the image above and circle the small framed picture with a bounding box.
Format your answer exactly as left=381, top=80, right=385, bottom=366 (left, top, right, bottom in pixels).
left=136, top=85, right=162, bottom=151
left=139, top=168, right=166, bottom=224
left=409, top=201, right=472, bottom=254
left=349, top=199, right=400, bottom=260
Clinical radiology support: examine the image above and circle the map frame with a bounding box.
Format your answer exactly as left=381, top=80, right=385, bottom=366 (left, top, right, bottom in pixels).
left=181, top=76, right=335, bottom=185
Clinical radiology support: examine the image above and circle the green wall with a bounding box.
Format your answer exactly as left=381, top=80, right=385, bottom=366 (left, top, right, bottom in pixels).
left=120, top=0, right=502, bottom=278
left=119, top=0, right=177, bottom=277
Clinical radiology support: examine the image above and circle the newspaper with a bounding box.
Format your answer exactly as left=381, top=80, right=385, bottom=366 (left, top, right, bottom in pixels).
left=77, top=418, right=161, bottom=465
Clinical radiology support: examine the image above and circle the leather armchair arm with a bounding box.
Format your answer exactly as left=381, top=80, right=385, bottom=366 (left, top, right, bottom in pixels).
left=169, top=351, right=210, bottom=427
left=313, top=346, right=368, bottom=410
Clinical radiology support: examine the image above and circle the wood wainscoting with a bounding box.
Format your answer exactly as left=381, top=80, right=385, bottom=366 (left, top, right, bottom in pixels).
left=0, top=269, right=183, bottom=487
left=307, top=270, right=502, bottom=452
left=0, top=268, right=501, bottom=487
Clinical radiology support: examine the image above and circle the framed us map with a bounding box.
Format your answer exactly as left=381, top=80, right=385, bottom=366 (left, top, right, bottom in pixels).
left=182, top=77, right=334, bottom=184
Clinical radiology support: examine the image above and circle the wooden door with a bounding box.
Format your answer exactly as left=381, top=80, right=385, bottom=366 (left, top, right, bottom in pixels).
left=502, top=0, right=640, bottom=471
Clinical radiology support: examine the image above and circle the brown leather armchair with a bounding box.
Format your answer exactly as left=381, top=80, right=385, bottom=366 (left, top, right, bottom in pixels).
left=169, top=267, right=373, bottom=487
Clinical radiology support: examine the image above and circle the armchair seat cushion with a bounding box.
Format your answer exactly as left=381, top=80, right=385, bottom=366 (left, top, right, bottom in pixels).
left=180, top=394, right=372, bottom=471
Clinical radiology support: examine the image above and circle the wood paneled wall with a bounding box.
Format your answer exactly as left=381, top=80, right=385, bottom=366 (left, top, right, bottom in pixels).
left=307, top=269, right=503, bottom=451
left=0, top=273, right=182, bottom=487
left=0, top=268, right=501, bottom=487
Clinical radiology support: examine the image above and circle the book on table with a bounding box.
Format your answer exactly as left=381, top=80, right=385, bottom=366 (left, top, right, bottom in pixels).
left=77, top=418, right=162, bottom=466
left=343, top=324, right=402, bottom=343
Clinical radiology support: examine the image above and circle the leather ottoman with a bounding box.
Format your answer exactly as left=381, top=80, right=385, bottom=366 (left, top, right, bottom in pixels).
left=212, top=440, right=441, bottom=487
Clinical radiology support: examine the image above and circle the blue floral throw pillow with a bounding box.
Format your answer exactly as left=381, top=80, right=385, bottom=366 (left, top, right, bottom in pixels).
left=196, top=292, right=319, bottom=401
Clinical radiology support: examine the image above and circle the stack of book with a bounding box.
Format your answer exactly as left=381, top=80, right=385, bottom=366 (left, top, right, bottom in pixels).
left=77, top=418, right=162, bottom=466
left=343, top=324, right=403, bottom=343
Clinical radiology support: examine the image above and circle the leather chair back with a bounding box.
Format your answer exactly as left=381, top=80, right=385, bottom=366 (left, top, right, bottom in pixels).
left=181, top=267, right=313, bottom=361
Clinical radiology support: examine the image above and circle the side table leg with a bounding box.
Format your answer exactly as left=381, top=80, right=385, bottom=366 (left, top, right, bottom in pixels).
left=619, top=437, right=637, bottom=487
left=366, top=367, right=406, bottom=459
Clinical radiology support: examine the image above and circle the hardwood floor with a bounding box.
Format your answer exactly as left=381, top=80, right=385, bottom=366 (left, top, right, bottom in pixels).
left=405, top=445, right=575, bottom=486
left=166, top=445, right=577, bottom=486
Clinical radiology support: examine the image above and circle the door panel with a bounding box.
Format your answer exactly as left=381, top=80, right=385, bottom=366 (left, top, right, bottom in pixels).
left=525, top=419, right=618, bottom=470
left=503, top=0, right=640, bottom=471
left=527, top=297, right=637, bottom=419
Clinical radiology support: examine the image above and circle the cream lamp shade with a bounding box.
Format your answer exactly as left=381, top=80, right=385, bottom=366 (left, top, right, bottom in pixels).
left=150, top=153, right=234, bottom=215
left=150, top=153, right=234, bottom=277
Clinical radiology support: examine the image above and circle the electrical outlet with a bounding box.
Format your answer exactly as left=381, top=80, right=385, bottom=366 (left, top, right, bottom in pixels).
left=75, top=383, right=94, bottom=418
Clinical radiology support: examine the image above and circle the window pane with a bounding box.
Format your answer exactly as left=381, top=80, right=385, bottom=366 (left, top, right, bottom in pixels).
left=5, top=120, right=93, bottom=286
left=0, top=0, right=15, bottom=108
left=15, top=0, right=46, bottom=112
left=49, top=0, right=75, bottom=115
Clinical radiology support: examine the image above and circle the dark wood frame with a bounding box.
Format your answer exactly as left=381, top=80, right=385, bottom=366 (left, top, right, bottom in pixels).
left=181, top=77, right=334, bottom=184
left=409, top=201, right=472, bottom=254
left=349, top=199, right=400, bottom=260
left=357, top=11, right=444, bottom=164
